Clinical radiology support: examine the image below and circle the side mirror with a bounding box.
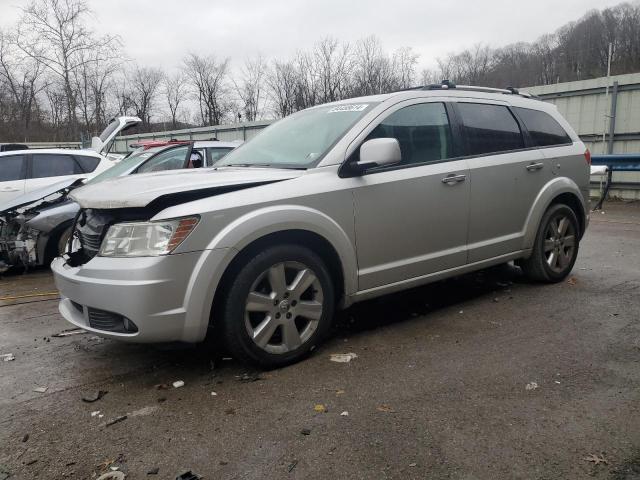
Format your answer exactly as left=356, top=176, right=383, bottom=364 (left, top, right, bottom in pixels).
left=357, top=138, right=401, bottom=170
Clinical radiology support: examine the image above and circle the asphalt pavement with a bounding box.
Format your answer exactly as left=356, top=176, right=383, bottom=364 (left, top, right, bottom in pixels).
left=0, top=201, right=639, bottom=480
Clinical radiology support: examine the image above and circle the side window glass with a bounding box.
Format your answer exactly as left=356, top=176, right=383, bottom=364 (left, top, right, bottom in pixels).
left=458, top=103, right=524, bottom=155
left=136, top=146, right=189, bottom=174
left=365, top=102, right=453, bottom=165
left=31, top=154, right=82, bottom=178
left=207, top=147, right=233, bottom=166
left=75, top=155, right=101, bottom=173
left=513, top=107, right=572, bottom=147
left=0, top=155, right=25, bottom=181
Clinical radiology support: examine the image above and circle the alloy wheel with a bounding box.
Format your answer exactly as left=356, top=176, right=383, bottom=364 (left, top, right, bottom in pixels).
left=244, top=261, right=324, bottom=354
left=543, top=213, right=576, bottom=273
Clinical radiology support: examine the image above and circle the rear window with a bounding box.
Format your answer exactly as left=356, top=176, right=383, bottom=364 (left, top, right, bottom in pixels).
left=514, top=107, right=572, bottom=147
left=31, top=154, right=82, bottom=179
left=0, top=155, right=25, bottom=181
left=458, top=103, right=524, bottom=156
left=75, top=155, right=101, bottom=173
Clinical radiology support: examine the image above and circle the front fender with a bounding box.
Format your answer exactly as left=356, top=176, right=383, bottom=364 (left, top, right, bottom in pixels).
left=181, top=205, right=358, bottom=342
left=522, top=177, right=587, bottom=250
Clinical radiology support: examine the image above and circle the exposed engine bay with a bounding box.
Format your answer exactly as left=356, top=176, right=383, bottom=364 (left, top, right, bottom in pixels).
left=0, top=180, right=83, bottom=272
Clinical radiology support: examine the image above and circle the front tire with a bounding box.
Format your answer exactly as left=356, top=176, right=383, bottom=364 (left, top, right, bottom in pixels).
left=521, top=204, right=580, bottom=282
left=219, top=244, right=335, bottom=368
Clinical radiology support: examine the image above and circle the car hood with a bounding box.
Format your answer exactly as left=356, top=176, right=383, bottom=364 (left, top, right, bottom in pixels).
left=0, top=178, right=84, bottom=215
left=70, top=167, right=305, bottom=209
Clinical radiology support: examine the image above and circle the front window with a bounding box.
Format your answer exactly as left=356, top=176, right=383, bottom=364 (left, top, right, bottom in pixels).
left=217, top=103, right=378, bottom=169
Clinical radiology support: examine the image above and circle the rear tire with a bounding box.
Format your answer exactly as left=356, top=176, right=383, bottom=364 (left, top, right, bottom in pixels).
left=219, top=244, right=335, bottom=369
left=521, top=204, right=580, bottom=283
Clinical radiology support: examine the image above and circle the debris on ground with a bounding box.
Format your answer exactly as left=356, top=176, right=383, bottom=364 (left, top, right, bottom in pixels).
left=224, top=408, right=236, bottom=415
left=33, top=386, right=48, bottom=393
left=288, top=460, right=298, bottom=472
left=175, top=471, right=201, bottom=480
left=52, top=328, right=87, bottom=337
left=96, top=472, right=125, bottom=480
left=567, top=277, right=578, bottom=285
left=493, top=297, right=500, bottom=303
left=314, top=404, right=327, bottom=413
left=340, top=411, right=349, bottom=416
left=105, top=415, right=127, bottom=427
left=1, top=353, right=15, bottom=362
left=21, top=433, right=29, bottom=442
left=210, top=391, right=217, bottom=396
left=336, top=389, right=345, bottom=395
left=329, top=353, right=358, bottom=363
left=377, top=404, right=394, bottom=412
left=130, top=406, right=159, bottom=417
left=91, top=411, right=102, bottom=417
left=237, top=373, right=263, bottom=382
left=301, top=428, right=311, bottom=435
left=25, top=459, right=37, bottom=466
left=172, top=380, right=185, bottom=388
left=82, top=390, right=108, bottom=403
left=147, top=467, right=159, bottom=475
left=555, top=380, right=561, bottom=384
left=525, top=382, right=539, bottom=391
left=409, top=463, right=417, bottom=467
left=584, top=453, right=608, bottom=465
left=155, top=384, right=169, bottom=390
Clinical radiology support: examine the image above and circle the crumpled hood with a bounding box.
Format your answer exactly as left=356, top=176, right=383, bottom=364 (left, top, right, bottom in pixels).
left=0, top=178, right=83, bottom=216
left=70, top=167, right=304, bottom=209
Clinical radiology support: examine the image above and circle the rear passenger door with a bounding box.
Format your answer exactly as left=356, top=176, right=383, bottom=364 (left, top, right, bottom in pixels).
left=25, top=153, right=85, bottom=193
left=455, top=101, right=551, bottom=262
left=0, top=154, right=27, bottom=202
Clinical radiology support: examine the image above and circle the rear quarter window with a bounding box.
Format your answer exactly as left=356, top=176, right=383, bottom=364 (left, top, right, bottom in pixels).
left=513, top=107, right=572, bottom=147
left=457, top=103, right=524, bottom=156
left=75, top=155, right=101, bottom=173
left=0, top=155, right=25, bottom=181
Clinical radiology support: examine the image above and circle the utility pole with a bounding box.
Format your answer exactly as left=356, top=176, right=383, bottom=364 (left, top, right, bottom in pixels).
left=601, top=42, right=613, bottom=154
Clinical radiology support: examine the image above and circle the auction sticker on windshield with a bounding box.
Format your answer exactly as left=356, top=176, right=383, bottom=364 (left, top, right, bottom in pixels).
left=328, top=104, right=369, bottom=113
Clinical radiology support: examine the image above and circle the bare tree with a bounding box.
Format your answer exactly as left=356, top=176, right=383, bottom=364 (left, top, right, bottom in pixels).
left=15, top=0, right=118, bottom=137
left=313, top=37, right=353, bottom=103
left=235, top=56, right=266, bottom=122
left=266, top=59, right=298, bottom=118
left=163, top=71, right=187, bottom=128
left=183, top=53, right=231, bottom=126
left=0, top=29, right=47, bottom=139
left=128, top=65, right=163, bottom=126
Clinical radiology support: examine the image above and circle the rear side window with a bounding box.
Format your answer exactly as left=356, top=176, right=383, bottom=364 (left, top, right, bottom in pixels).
left=136, top=145, right=189, bottom=173
left=31, top=154, right=82, bottom=179
left=514, top=107, right=572, bottom=147
left=458, top=103, right=524, bottom=155
left=366, top=102, right=454, bottom=166
left=75, top=155, right=101, bottom=173
left=0, top=155, right=25, bottom=181
left=207, top=147, right=233, bottom=165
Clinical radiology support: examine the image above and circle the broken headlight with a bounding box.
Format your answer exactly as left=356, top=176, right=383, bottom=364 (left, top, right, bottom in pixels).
left=98, top=216, right=199, bottom=257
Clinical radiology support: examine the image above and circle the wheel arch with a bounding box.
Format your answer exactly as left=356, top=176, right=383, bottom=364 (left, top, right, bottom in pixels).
left=523, top=177, right=588, bottom=250
left=181, top=205, right=358, bottom=342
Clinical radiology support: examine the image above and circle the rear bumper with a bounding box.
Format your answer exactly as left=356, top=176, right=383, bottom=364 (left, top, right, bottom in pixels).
left=51, top=251, right=213, bottom=343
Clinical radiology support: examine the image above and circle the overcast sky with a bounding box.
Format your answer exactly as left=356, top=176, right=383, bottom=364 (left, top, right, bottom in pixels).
left=0, top=0, right=626, bottom=72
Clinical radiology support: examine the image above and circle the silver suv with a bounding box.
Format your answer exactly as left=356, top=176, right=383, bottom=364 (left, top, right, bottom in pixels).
left=52, top=84, right=590, bottom=368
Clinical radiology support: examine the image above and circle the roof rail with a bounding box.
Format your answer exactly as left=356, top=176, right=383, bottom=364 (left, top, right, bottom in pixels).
left=395, top=80, right=540, bottom=100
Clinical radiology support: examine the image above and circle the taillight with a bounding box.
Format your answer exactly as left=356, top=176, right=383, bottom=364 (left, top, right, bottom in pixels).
left=584, top=149, right=591, bottom=165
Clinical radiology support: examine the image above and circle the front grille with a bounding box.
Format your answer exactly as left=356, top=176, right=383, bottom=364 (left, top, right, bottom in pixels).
left=88, top=307, right=138, bottom=333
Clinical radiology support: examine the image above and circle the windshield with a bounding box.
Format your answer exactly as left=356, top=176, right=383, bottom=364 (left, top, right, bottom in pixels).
left=86, top=147, right=164, bottom=185
left=217, top=103, right=377, bottom=168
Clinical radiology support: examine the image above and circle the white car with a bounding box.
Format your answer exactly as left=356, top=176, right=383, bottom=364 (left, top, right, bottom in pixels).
left=0, top=116, right=141, bottom=203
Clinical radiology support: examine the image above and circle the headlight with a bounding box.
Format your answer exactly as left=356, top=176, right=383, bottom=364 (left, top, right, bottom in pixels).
left=98, top=216, right=199, bottom=257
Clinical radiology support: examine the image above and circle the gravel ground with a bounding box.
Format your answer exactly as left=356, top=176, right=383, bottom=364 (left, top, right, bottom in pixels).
left=0, top=201, right=639, bottom=480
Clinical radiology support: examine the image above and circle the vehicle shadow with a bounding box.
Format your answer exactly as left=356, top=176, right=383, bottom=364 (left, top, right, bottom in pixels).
left=332, top=262, right=524, bottom=335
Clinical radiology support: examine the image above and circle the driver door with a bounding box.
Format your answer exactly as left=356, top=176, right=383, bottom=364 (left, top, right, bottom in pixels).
left=350, top=101, right=470, bottom=291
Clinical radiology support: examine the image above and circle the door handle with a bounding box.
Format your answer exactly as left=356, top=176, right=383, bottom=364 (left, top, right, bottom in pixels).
left=526, top=162, right=544, bottom=171
left=0, top=187, right=20, bottom=192
left=441, top=174, right=466, bottom=185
